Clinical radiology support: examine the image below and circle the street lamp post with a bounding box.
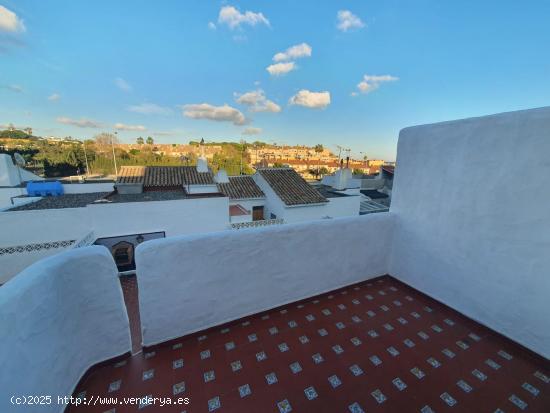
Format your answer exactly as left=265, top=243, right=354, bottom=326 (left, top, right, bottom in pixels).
left=112, top=132, right=118, bottom=176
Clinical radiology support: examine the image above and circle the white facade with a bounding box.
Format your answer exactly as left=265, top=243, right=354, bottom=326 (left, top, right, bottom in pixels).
left=253, top=172, right=360, bottom=223
left=0, top=196, right=230, bottom=283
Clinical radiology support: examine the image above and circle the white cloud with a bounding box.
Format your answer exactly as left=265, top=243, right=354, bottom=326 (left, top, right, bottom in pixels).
left=114, top=123, right=147, bottom=131
left=208, top=21, right=216, bottom=30
left=242, top=127, right=262, bottom=135
left=235, top=89, right=281, bottom=113
left=355, top=74, right=398, bottom=94
left=289, top=90, right=331, bottom=109
left=48, top=93, right=60, bottom=102
left=337, top=10, right=365, bottom=32
left=218, top=5, right=270, bottom=30
left=114, top=77, right=132, bottom=92
left=127, top=103, right=173, bottom=115
left=56, top=117, right=102, bottom=128
left=183, top=103, right=246, bottom=125
left=0, top=6, right=25, bottom=33
left=266, top=62, right=296, bottom=76
left=3, top=84, right=23, bottom=93
left=273, top=43, right=312, bottom=62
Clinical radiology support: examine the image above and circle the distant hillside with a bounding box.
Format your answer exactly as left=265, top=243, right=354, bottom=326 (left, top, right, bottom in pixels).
left=0, top=129, right=38, bottom=140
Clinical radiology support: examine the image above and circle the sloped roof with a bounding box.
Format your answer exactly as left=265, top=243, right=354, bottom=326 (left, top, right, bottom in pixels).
left=117, top=166, right=214, bottom=187
left=257, top=168, right=328, bottom=206
left=217, top=176, right=265, bottom=200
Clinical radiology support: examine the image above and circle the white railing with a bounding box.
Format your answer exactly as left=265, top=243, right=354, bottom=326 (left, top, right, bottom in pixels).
left=231, top=218, right=285, bottom=229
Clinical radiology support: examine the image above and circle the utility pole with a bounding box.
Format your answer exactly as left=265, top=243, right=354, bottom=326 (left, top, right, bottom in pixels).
left=83, top=140, right=91, bottom=176
left=111, top=132, right=118, bottom=176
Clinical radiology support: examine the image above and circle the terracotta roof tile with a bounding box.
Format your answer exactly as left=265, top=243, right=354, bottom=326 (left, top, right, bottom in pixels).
left=117, top=166, right=214, bottom=187
left=218, top=176, right=265, bottom=200
left=257, top=168, right=328, bottom=206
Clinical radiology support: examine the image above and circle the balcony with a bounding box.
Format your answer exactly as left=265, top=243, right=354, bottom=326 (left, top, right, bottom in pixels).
left=1, top=107, right=549, bottom=412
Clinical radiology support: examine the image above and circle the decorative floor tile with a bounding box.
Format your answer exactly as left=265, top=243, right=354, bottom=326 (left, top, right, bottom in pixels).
left=173, top=381, right=185, bottom=395
left=203, top=370, right=215, bottom=383
left=522, top=382, right=540, bottom=397
left=392, top=377, right=407, bottom=391
left=509, top=394, right=528, bottom=410
left=289, top=362, right=302, bottom=374
left=230, top=360, right=242, bottom=372
left=269, top=327, right=279, bottom=335
left=265, top=372, right=278, bottom=385
left=173, top=358, right=184, bottom=369
left=332, top=344, right=344, bottom=354
left=328, top=374, right=342, bottom=388
left=108, top=380, right=121, bottom=392
left=371, top=389, right=387, bottom=403
left=68, top=276, right=550, bottom=413
left=238, top=384, right=251, bottom=398
left=336, top=322, right=346, bottom=329
left=348, top=402, right=365, bottom=413
left=349, top=364, right=364, bottom=376
left=142, top=369, right=154, bottom=381
left=207, top=396, right=220, bottom=411
left=441, top=392, right=457, bottom=406
left=304, top=386, right=318, bottom=400
left=427, top=357, right=441, bottom=368
left=457, top=379, right=473, bottom=393
left=312, top=353, right=324, bottom=364
left=370, top=355, right=382, bottom=366
left=277, top=399, right=292, bottom=413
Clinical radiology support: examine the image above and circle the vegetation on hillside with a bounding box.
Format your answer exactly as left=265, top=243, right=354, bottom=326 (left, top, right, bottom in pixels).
left=0, top=129, right=257, bottom=177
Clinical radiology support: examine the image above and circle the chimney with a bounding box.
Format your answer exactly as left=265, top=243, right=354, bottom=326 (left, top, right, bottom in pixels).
left=196, top=157, right=208, bottom=173
left=214, top=169, right=229, bottom=184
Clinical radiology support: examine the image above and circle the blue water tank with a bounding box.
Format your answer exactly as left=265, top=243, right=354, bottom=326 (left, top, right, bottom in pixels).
left=26, top=180, right=64, bottom=197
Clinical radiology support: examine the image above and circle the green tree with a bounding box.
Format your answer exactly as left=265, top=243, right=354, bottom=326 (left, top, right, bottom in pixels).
left=146, top=136, right=154, bottom=145
left=314, top=144, right=324, bottom=176
left=136, top=137, right=144, bottom=145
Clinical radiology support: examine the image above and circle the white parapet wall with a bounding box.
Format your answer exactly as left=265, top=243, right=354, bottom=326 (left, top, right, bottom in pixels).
left=0, top=246, right=131, bottom=413
left=136, top=213, right=395, bottom=347
left=389, top=106, right=550, bottom=359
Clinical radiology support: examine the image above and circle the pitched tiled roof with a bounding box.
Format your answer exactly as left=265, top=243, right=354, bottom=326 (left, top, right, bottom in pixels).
left=117, top=166, right=214, bottom=187
left=218, top=176, right=265, bottom=200
left=116, top=166, right=145, bottom=184
left=257, top=168, right=328, bottom=206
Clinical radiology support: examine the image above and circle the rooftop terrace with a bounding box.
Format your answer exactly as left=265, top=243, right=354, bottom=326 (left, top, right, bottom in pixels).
left=1, top=107, right=549, bottom=413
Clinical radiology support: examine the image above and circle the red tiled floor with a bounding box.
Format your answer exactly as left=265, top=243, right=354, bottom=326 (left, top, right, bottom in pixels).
left=120, top=276, right=142, bottom=354
left=68, top=276, right=550, bottom=413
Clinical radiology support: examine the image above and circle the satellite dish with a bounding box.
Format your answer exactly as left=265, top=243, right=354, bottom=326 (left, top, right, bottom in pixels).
left=14, top=153, right=26, bottom=167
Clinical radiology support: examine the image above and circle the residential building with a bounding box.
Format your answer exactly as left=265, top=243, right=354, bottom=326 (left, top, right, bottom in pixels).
left=2, top=107, right=549, bottom=413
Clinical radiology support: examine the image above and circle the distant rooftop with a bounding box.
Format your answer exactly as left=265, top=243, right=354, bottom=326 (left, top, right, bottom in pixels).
left=117, top=165, right=214, bottom=187
left=6, top=192, right=108, bottom=211
left=360, top=189, right=389, bottom=199
left=218, top=176, right=265, bottom=200
left=315, top=184, right=355, bottom=198
left=257, top=168, right=328, bottom=206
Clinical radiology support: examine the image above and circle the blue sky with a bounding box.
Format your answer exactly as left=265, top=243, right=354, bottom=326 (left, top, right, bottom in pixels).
left=1, top=1, right=549, bottom=161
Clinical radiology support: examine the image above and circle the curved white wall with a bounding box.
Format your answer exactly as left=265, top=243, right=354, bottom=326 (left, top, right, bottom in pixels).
left=0, top=246, right=131, bottom=413
left=390, top=107, right=550, bottom=359
left=136, top=213, right=394, bottom=346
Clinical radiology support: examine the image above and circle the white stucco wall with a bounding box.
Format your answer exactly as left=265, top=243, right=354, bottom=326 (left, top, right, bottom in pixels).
left=0, top=197, right=231, bottom=283
left=389, top=107, right=550, bottom=359
left=136, top=213, right=395, bottom=346
left=0, top=246, right=131, bottom=413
